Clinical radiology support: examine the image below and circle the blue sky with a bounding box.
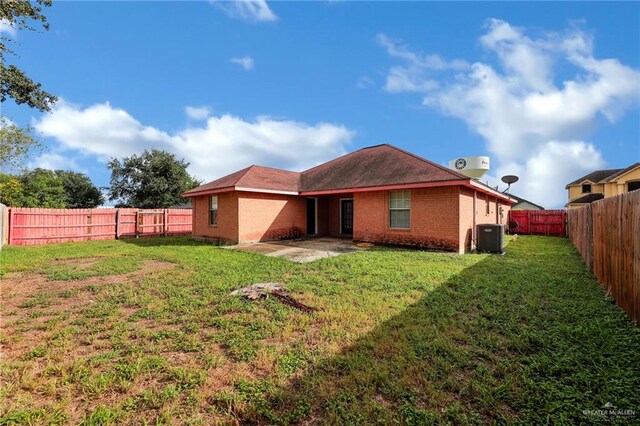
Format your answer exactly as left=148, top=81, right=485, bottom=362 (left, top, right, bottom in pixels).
left=2, top=1, right=639, bottom=208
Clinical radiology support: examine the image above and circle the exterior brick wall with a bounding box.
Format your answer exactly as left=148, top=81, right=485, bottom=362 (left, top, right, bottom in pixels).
left=459, top=187, right=511, bottom=252
left=237, top=192, right=306, bottom=242
left=315, top=194, right=348, bottom=237
left=190, top=186, right=512, bottom=251
left=192, top=192, right=238, bottom=243
left=353, top=187, right=461, bottom=252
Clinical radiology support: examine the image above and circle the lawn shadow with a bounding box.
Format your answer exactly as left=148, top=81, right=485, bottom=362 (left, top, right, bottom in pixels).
left=239, top=237, right=640, bottom=424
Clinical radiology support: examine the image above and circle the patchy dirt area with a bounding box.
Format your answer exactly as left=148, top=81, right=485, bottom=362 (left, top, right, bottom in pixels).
left=1, top=259, right=176, bottom=312
left=0, top=259, right=177, bottom=362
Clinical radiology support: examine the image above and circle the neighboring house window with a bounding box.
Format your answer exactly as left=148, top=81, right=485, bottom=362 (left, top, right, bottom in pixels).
left=209, top=196, right=218, bottom=226
left=486, top=194, right=490, bottom=215
left=389, top=190, right=410, bottom=228
left=582, top=184, right=592, bottom=193
left=628, top=181, right=640, bottom=192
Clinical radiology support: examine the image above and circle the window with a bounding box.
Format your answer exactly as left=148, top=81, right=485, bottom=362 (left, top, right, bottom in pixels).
left=485, top=194, right=490, bottom=215
left=582, top=184, right=592, bottom=193
left=389, top=190, right=410, bottom=228
left=628, top=181, right=640, bottom=192
left=209, top=196, right=218, bottom=226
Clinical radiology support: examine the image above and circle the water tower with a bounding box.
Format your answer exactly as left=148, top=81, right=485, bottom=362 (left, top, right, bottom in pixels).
left=448, top=156, right=490, bottom=179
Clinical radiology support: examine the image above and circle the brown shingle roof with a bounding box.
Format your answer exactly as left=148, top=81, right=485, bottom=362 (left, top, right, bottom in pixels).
left=597, top=162, right=640, bottom=183
left=565, top=168, right=622, bottom=188
left=299, top=144, right=467, bottom=192
left=507, top=194, right=544, bottom=210
left=183, top=165, right=300, bottom=196
left=566, top=193, right=604, bottom=205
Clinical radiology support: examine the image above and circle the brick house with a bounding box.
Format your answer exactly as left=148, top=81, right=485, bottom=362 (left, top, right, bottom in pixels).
left=182, top=144, right=514, bottom=253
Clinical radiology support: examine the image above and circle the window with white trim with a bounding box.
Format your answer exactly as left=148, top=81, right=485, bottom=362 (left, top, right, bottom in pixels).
left=209, top=196, right=218, bottom=226
left=389, top=190, right=410, bottom=228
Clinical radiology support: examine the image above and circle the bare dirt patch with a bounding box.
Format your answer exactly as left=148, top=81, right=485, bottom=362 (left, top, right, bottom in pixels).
left=0, top=260, right=177, bottom=362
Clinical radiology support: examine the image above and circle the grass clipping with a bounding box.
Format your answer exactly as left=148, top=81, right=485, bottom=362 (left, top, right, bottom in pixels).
left=230, top=283, right=318, bottom=313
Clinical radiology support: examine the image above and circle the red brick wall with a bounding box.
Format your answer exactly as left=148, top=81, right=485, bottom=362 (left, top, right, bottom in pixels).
left=192, top=192, right=238, bottom=243
left=237, top=192, right=306, bottom=242
left=459, top=187, right=511, bottom=251
left=353, top=187, right=461, bottom=252
left=315, top=195, right=348, bottom=237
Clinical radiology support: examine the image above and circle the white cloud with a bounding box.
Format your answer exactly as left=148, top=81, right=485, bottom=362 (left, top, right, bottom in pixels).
left=185, top=106, right=211, bottom=120
left=230, top=56, right=255, bottom=71
left=211, top=0, right=277, bottom=23
left=0, top=19, right=16, bottom=37
left=379, top=20, right=640, bottom=207
left=356, top=76, right=374, bottom=89
left=34, top=100, right=354, bottom=182
left=27, top=152, right=86, bottom=173
left=376, top=33, right=467, bottom=94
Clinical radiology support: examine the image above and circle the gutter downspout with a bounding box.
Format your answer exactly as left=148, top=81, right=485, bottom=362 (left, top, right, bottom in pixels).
left=472, top=190, right=477, bottom=251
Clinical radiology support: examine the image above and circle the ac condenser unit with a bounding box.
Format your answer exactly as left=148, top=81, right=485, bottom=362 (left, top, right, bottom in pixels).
left=476, top=224, right=505, bottom=254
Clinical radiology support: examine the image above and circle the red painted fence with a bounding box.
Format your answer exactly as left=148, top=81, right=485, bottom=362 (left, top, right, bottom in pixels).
left=508, top=210, right=567, bottom=236
left=7, top=208, right=192, bottom=246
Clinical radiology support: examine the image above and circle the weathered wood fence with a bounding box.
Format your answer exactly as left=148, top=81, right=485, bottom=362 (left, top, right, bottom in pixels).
left=0, top=203, right=8, bottom=249
left=7, top=208, right=192, bottom=246
left=568, top=190, right=640, bottom=325
left=508, top=209, right=567, bottom=236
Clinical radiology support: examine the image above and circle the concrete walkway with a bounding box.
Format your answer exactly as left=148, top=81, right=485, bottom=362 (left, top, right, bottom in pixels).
left=225, top=237, right=369, bottom=263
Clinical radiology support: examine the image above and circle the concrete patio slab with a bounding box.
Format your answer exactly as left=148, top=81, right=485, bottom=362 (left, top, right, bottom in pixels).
left=224, top=237, right=369, bottom=263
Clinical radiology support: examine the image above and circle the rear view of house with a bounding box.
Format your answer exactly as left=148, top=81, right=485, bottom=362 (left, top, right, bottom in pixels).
left=183, top=144, right=514, bottom=253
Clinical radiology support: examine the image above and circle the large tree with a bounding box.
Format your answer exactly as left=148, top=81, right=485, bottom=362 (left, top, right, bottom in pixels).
left=12, top=168, right=66, bottom=208
left=56, top=170, right=104, bottom=208
left=108, top=150, right=200, bottom=208
left=1, top=0, right=57, bottom=111
left=0, top=169, right=103, bottom=208
left=0, top=117, right=39, bottom=170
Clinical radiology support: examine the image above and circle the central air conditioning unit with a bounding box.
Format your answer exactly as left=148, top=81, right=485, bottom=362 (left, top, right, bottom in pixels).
left=476, top=224, right=505, bottom=254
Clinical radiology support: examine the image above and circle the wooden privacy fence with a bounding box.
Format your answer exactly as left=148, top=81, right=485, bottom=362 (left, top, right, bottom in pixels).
left=0, top=203, right=8, bottom=249
left=508, top=209, right=567, bottom=236
left=7, top=208, right=192, bottom=246
left=568, top=190, right=640, bottom=325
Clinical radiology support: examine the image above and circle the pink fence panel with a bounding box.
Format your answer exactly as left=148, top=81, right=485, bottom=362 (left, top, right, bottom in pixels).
left=138, top=210, right=165, bottom=236
left=8, top=208, right=193, bottom=246
left=116, top=209, right=137, bottom=238
left=165, top=209, right=192, bottom=235
left=9, top=208, right=117, bottom=246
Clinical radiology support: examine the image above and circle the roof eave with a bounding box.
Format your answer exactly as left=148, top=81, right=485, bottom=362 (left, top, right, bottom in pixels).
left=182, top=186, right=299, bottom=198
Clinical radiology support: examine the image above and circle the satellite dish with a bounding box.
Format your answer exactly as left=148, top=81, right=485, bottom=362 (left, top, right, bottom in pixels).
left=501, top=175, right=519, bottom=185
left=501, top=175, right=519, bottom=193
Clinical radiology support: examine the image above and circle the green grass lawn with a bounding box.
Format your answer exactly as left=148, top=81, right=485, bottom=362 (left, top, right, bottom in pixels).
left=1, top=236, right=639, bottom=425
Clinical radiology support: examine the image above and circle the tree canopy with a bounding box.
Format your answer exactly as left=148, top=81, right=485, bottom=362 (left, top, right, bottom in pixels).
left=1, top=0, right=57, bottom=111
left=108, top=150, right=200, bottom=208
left=57, top=170, right=104, bottom=208
left=0, top=117, right=40, bottom=170
left=0, top=169, right=103, bottom=208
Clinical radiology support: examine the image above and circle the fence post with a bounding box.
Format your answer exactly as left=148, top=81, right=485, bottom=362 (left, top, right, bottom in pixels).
left=8, top=208, right=14, bottom=246
left=163, top=209, right=168, bottom=236
left=115, top=209, right=120, bottom=239
left=135, top=210, right=141, bottom=238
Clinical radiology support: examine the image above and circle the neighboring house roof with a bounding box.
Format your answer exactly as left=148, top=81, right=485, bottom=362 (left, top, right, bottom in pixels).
left=507, top=194, right=544, bottom=210
left=183, top=165, right=300, bottom=197
left=597, top=162, right=640, bottom=183
left=183, top=144, right=514, bottom=203
left=300, top=144, right=467, bottom=192
left=566, top=193, right=605, bottom=205
left=565, top=168, right=622, bottom=188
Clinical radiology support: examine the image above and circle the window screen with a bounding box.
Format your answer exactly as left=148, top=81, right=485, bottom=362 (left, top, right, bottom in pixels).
left=389, top=190, right=410, bottom=228
left=209, top=196, right=218, bottom=226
